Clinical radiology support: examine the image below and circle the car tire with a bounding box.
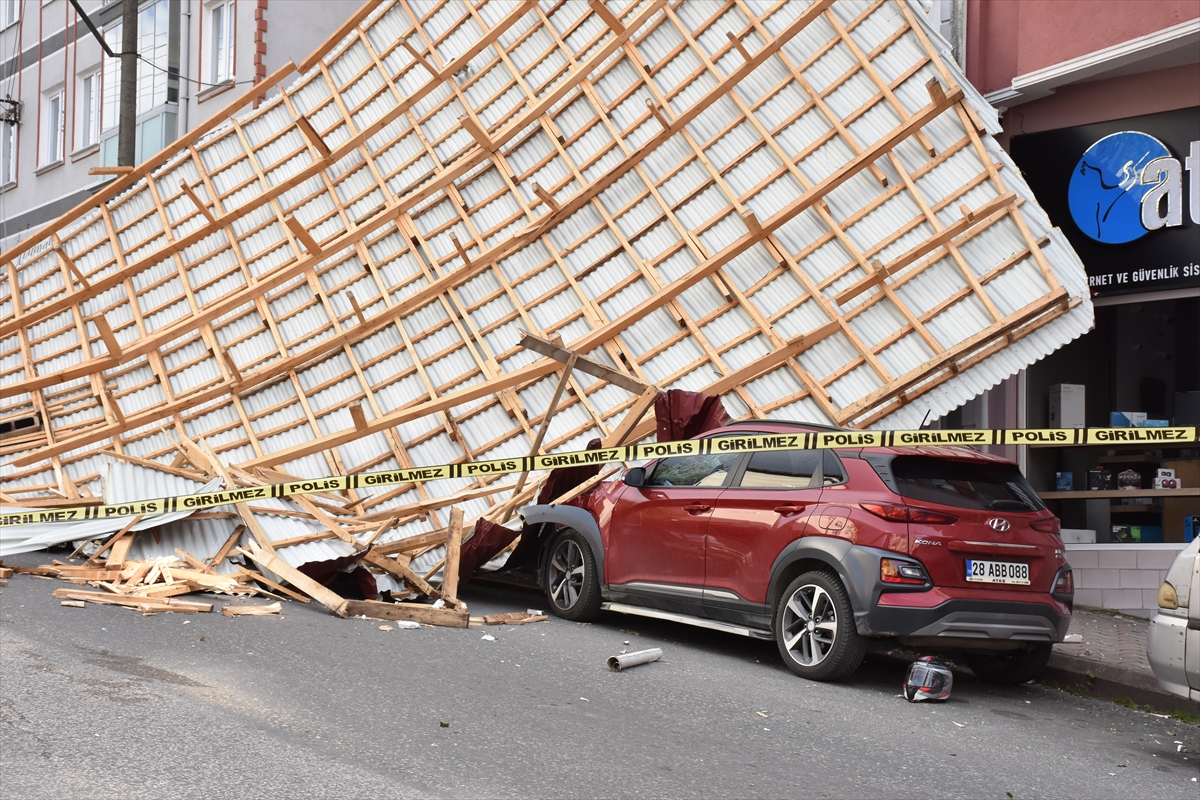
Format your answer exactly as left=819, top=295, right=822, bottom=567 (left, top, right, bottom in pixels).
left=775, top=571, right=865, bottom=681
left=543, top=529, right=602, bottom=622
left=963, top=644, right=1053, bottom=685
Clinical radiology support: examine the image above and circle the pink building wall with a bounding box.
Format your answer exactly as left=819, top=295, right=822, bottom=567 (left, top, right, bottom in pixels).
left=965, top=0, right=1200, bottom=95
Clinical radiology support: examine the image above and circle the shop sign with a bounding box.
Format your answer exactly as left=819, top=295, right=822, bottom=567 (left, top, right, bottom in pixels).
left=1011, top=107, right=1199, bottom=297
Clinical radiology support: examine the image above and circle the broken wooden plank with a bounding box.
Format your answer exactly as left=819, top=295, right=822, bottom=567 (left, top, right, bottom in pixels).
left=442, top=507, right=464, bottom=602
left=343, top=599, right=469, bottom=628
left=222, top=602, right=282, bottom=617
left=238, top=543, right=348, bottom=617
left=52, top=588, right=213, bottom=612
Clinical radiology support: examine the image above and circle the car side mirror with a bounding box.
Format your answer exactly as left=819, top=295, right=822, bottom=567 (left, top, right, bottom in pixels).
left=623, top=467, right=646, bottom=488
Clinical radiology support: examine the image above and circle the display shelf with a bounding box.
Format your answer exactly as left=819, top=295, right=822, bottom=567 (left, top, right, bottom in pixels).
left=1038, top=488, right=1199, bottom=500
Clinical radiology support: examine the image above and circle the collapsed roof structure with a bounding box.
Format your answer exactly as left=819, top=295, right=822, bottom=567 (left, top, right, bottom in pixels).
left=0, top=0, right=1092, bottom=577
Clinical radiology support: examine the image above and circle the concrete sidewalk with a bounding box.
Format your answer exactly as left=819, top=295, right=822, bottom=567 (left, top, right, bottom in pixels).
left=1047, top=606, right=1198, bottom=714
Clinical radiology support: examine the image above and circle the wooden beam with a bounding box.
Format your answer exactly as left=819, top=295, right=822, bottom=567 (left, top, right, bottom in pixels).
left=285, top=215, right=323, bottom=255
left=400, top=40, right=440, bottom=78
left=343, top=599, right=468, bottom=628
left=178, top=180, right=217, bottom=225
left=93, top=316, right=122, bottom=361
left=54, top=244, right=91, bottom=290
left=295, top=114, right=332, bottom=158
left=459, top=114, right=493, bottom=151
left=519, top=332, right=649, bottom=394
left=88, top=166, right=134, bottom=175
left=239, top=542, right=348, bottom=617
left=725, top=31, right=751, bottom=61
left=532, top=182, right=559, bottom=212
left=602, top=386, right=661, bottom=447
left=589, top=0, right=625, bottom=33
left=347, top=291, right=367, bottom=326
left=442, top=507, right=464, bottom=602
left=349, top=402, right=368, bottom=432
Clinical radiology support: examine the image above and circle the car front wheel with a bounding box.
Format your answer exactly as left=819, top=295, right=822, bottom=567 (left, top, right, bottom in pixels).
left=963, top=644, right=1053, bottom=685
left=544, top=529, right=602, bottom=622
left=775, top=571, right=866, bottom=681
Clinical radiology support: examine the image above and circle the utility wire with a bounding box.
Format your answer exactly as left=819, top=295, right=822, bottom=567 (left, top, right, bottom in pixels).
left=135, top=53, right=257, bottom=90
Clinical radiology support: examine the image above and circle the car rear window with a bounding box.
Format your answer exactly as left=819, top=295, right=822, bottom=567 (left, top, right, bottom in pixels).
left=890, top=456, right=1045, bottom=512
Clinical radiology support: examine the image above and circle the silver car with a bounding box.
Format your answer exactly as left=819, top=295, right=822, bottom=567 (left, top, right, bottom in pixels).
left=1147, top=537, right=1200, bottom=702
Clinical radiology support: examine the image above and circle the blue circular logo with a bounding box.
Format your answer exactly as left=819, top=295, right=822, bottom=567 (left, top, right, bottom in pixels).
left=1067, top=131, right=1170, bottom=244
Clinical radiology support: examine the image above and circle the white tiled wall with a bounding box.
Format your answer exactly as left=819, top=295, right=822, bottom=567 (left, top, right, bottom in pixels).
left=1067, top=544, right=1188, bottom=618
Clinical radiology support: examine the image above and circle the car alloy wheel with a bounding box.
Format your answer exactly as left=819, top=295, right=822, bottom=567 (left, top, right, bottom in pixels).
left=774, top=571, right=865, bottom=681
left=781, top=583, right=838, bottom=666
left=542, top=529, right=602, bottom=622
left=548, top=538, right=586, bottom=610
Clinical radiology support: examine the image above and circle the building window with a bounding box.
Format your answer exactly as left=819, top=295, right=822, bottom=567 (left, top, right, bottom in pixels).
left=1, top=0, right=19, bottom=30
left=209, top=1, right=234, bottom=85
left=138, top=0, right=171, bottom=113
left=101, top=0, right=172, bottom=127
left=80, top=73, right=100, bottom=148
left=44, top=91, right=65, bottom=165
left=101, top=23, right=121, bottom=133
left=1, top=121, right=15, bottom=185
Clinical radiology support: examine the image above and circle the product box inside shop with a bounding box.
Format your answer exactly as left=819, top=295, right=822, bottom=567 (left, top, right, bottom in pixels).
left=1110, top=411, right=1169, bottom=428
left=1153, top=468, right=1181, bottom=490
left=1113, top=524, right=1164, bottom=543
left=1050, top=384, right=1085, bottom=429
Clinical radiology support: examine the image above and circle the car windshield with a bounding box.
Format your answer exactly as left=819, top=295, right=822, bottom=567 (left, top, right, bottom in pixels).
left=891, top=456, right=1044, bottom=512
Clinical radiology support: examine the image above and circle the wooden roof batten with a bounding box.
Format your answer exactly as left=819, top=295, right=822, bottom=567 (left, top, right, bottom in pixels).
left=2, top=0, right=1091, bottom=523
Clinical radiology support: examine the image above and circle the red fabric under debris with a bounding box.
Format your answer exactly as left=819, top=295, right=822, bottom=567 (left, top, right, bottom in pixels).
left=536, top=437, right=604, bottom=506
left=655, top=389, right=731, bottom=442
left=456, top=518, right=522, bottom=587
left=297, top=554, right=378, bottom=601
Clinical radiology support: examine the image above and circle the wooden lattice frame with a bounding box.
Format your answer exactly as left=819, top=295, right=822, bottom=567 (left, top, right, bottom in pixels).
left=1, top=0, right=1088, bottom=520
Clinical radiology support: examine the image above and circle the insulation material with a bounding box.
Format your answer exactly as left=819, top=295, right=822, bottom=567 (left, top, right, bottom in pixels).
left=2, top=0, right=1091, bottom=541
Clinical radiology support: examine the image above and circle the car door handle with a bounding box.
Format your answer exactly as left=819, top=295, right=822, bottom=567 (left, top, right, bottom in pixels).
left=775, top=504, right=809, bottom=515
left=683, top=504, right=712, bottom=514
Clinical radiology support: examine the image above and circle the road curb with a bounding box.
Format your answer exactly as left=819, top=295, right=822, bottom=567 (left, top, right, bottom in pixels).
left=1046, top=651, right=1200, bottom=715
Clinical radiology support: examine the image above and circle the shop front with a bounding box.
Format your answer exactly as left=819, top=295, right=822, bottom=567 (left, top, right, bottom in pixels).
left=1009, top=107, right=1199, bottom=614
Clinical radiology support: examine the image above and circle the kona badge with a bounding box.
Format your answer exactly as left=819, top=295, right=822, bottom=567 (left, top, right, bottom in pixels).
left=987, top=518, right=1011, bottom=532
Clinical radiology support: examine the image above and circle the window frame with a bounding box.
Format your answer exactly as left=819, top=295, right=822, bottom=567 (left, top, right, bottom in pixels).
left=44, top=90, right=65, bottom=166
left=1, top=120, right=15, bottom=185
left=1, top=0, right=19, bottom=30
left=79, top=72, right=101, bottom=149
left=208, top=0, right=235, bottom=86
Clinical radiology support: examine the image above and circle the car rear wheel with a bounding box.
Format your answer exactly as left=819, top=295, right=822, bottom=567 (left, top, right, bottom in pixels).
left=775, top=571, right=865, bottom=681
left=963, top=644, right=1053, bottom=685
left=544, top=529, right=602, bottom=622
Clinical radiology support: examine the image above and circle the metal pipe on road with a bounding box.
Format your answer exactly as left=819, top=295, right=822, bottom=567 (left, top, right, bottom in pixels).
left=608, top=648, right=662, bottom=671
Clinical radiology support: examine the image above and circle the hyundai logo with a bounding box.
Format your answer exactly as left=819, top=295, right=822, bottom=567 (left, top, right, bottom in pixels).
left=987, top=518, right=1011, bottom=533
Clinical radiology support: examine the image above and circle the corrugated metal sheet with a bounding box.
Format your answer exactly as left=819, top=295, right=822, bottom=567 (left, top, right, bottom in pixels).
left=2, top=0, right=1092, bottom=554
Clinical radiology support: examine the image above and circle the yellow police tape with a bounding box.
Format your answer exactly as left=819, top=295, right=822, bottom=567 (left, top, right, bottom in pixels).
left=3, top=425, right=1194, bottom=527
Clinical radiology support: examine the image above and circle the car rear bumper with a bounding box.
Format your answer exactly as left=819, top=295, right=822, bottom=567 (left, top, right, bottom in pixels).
left=859, top=591, right=1072, bottom=648
left=1147, top=612, right=1194, bottom=701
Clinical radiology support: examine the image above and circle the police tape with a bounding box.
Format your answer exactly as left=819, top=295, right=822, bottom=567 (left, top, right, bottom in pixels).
left=3, top=425, right=1194, bottom=528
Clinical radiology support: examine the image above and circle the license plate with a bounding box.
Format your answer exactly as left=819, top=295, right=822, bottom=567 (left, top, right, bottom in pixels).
left=965, top=559, right=1030, bottom=585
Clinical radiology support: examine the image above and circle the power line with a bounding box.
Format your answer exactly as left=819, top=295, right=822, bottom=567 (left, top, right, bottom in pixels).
left=136, top=54, right=257, bottom=91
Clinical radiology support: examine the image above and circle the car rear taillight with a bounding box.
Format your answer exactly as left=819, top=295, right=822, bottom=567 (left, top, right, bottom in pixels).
left=860, top=501, right=958, bottom=525
left=881, top=558, right=929, bottom=585
left=1031, top=518, right=1061, bottom=534
left=1054, top=569, right=1073, bottom=595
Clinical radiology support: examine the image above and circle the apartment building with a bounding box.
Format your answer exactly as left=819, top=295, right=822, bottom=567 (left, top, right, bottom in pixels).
left=0, top=0, right=361, bottom=250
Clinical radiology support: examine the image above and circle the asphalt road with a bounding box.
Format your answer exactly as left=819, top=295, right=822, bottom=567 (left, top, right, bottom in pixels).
left=2, top=559, right=1197, bottom=799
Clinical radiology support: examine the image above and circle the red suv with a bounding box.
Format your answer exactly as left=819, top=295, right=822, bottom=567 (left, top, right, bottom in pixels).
left=520, top=421, right=1073, bottom=683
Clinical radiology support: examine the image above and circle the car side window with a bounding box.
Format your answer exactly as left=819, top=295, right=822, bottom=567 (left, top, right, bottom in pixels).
left=736, top=449, right=821, bottom=489
left=822, top=451, right=846, bottom=485
left=645, top=453, right=739, bottom=488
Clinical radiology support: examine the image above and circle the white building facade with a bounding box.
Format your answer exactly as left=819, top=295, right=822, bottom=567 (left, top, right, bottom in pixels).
left=0, top=0, right=362, bottom=250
